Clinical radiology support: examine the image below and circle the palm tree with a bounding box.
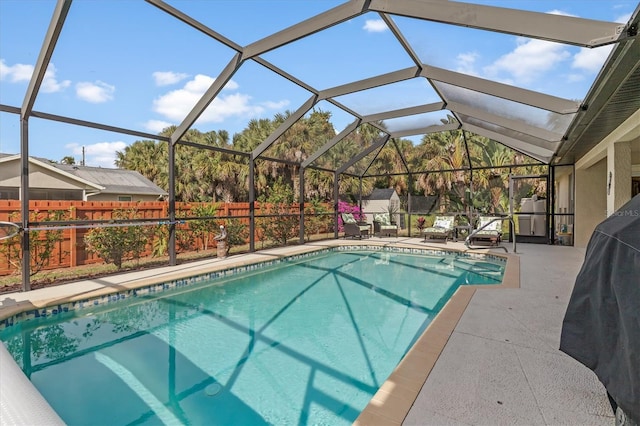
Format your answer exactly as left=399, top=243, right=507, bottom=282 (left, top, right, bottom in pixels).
left=414, top=127, right=470, bottom=213
left=115, top=139, right=168, bottom=188
left=60, top=156, right=75, bottom=165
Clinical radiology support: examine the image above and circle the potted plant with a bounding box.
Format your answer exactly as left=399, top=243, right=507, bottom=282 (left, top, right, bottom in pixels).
left=416, top=216, right=426, bottom=233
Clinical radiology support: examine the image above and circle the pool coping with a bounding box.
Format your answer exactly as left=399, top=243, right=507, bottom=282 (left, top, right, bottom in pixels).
left=0, top=239, right=518, bottom=425
left=354, top=245, right=519, bottom=425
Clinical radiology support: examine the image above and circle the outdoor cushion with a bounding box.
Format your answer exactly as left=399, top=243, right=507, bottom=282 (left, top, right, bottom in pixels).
left=433, top=217, right=453, bottom=228
left=470, top=216, right=503, bottom=245
left=478, top=217, right=501, bottom=231
left=342, top=213, right=356, bottom=224
left=426, top=227, right=449, bottom=234
left=374, top=213, right=391, bottom=225
left=422, top=215, right=455, bottom=242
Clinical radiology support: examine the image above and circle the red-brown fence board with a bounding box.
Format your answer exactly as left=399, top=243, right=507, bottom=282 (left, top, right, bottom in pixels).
left=0, top=201, right=331, bottom=276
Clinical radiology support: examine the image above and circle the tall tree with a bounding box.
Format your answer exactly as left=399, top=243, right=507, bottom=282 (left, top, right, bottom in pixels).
left=60, top=156, right=75, bottom=165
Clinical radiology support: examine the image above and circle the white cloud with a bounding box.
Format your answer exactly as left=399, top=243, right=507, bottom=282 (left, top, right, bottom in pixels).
left=144, top=119, right=174, bottom=133
left=546, top=8, right=621, bottom=75
left=0, top=59, right=33, bottom=82
left=180, top=74, right=239, bottom=93
left=363, top=19, right=388, bottom=32
left=456, top=52, right=480, bottom=76
left=483, top=38, right=571, bottom=84
left=184, top=74, right=215, bottom=92
left=41, top=63, right=71, bottom=93
left=566, top=73, right=585, bottom=83
left=154, top=91, right=262, bottom=123
left=0, top=60, right=70, bottom=93
left=151, top=74, right=285, bottom=125
left=152, top=71, right=189, bottom=86
left=76, top=80, right=115, bottom=103
left=572, top=45, right=613, bottom=73
left=546, top=9, right=577, bottom=18
left=66, top=141, right=127, bottom=168
left=615, top=12, right=632, bottom=24
left=262, top=100, right=290, bottom=109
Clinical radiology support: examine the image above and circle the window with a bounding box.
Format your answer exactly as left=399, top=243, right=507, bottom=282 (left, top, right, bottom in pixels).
left=118, top=196, right=132, bottom=202
left=29, top=189, right=83, bottom=200
left=0, top=187, right=19, bottom=200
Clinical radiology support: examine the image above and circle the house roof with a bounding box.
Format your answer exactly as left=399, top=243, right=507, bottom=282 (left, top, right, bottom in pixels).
left=0, top=153, right=167, bottom=196
left=0, top=154, right=103, bottom=190
left=52, top=164, right=168, bottom=196
left=365, top=188, right=397, bottom=200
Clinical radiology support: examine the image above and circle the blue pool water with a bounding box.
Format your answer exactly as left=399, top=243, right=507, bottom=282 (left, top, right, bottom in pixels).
left=0, top=250, right=504, bottom=425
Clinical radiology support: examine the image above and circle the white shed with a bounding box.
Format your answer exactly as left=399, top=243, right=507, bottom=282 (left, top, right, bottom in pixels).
left=361, top=188, right=400, bottom=225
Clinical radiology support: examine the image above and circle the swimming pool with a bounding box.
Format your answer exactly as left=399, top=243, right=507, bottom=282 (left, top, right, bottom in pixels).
left=0, top=248, right=505, bottom=425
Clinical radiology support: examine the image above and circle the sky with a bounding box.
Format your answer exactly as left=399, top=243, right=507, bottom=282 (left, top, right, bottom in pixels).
left=0, top=0, right=636, bottom=168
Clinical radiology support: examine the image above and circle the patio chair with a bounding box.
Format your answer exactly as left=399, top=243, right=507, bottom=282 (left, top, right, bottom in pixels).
left=469, top=216, right=503, bottom=246
left=373, top=213, right=398, bottom=237
left=341, top=213, right=370, bottom=239
left=422, top=215, right=455, bottom=242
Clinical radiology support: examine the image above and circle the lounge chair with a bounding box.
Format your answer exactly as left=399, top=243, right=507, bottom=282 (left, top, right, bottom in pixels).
left=373, top=213, right=398, bottom=237
left=422, top=215, right=455, bottom=242
left=341, top=213, right=370, bottom=239
left=469, top=216, right=503, bottom=246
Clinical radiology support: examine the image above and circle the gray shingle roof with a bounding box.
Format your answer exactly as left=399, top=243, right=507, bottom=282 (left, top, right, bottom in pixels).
left=53, top=163, right=167, bottom=196
left=1, top=154, right=167, bottom=196
left=365, top=188, right=397, bottom=200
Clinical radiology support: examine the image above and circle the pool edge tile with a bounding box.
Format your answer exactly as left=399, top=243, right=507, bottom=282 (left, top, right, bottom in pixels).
left=0, top=239, right=519, bottom=425
left=355, top=286, right=478, bottom=425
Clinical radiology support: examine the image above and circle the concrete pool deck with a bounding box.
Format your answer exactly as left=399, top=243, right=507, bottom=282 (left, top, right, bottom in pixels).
left=0, top=239, right=614, bottom=425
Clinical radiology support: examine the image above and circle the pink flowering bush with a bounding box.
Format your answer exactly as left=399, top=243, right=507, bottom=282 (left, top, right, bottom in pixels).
left=337, top=200, right=364, bottom=232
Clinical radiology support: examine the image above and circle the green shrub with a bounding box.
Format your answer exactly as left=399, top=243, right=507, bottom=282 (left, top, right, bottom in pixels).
left=259, top=178, right=298, bottom=246
left=305, top=198, right=329, bottom=241
left=0, top=209, right=69, bottom=276
left=84, top=208, right=149, bottom=269
left=190, top=204, right=218, bottom=251
left=220, top=218, right=248, bottom=255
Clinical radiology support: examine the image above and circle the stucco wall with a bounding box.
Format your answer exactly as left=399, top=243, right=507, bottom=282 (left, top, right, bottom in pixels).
left=554, top=167, right=574, bottom=239
left=362, top=193, right=400, bottom=225
left=554, top=167, right=573, bottom=215
left=575, top=158, right=607, bottom=247
left=0, top=161, right=88, bottom=190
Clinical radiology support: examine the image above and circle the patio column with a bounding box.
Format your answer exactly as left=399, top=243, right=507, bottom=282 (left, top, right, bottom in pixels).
left=168, top=143, right=176, bottom=266
left=299, top=166, right=305, bottom=244
left=358, top=178, right=363, bottom=214
left=334, top=172, right=339, bottom=239
left=20, top=117, right=31, bottom=291
left=249, top=155, right=255, bottom=252
left=607, top=140, right=632, bottom=216
left=575, top=159, right=607, bottom=247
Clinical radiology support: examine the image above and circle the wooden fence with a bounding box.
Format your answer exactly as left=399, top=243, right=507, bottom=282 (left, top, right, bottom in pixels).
left=0, top=200, right=330, bottom=276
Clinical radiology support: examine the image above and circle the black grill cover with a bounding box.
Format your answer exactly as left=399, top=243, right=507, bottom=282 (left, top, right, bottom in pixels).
left=560, top=194, right=640, bottom=421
